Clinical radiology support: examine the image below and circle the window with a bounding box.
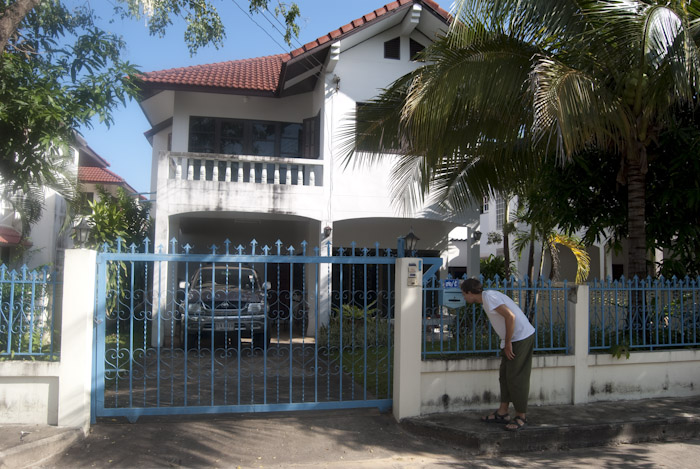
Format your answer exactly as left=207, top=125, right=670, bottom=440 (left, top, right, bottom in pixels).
left=302, top=113, right=320, bottom=159
left=220, top=120, right=244, bottom=154
left=612, top=264, right=624, bottom=280
left=496, top=196, right=505, bottom=230
left=481, top=198, right=489, bottom=214
left=251, top=122, right=277, bottom=156
left=384, top=37, right=400, bottom=60
left=280, top=123, right=303, bottom=158
left=189, top=117, right=216, bottom=153
left=410, top=38, right=425, bottom=60
left=188, top=117, right=308, bottom=158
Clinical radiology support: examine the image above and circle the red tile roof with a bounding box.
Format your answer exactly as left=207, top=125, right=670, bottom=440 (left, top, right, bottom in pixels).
left=289, top=0, right=449, bottom=59
left=138, top=0, right=450, bottom=93
left=79, top=166, right=126, bottom=184
left=79, top=167, right=141, bottom=197
left=0, top=226, right=32, bottom=247
left=138, top=54, right=291, bottom=92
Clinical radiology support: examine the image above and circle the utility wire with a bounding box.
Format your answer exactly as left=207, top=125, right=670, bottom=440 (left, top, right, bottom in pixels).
left=231, top=0, right=291, bottom=54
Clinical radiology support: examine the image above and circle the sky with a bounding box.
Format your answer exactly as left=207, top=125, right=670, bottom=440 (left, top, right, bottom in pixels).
left=79, top=0, right=447, bottom=197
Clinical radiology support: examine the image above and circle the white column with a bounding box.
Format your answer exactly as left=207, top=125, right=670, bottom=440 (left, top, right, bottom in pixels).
left=393, top=258, right=423, bottom=421
left=58, top=249, right=97, bottom=432
left=317, top=225, right=332, bottom=330
left=467, top=226, right=481, bottom=278
left=569, top=284, right=590, bottom=404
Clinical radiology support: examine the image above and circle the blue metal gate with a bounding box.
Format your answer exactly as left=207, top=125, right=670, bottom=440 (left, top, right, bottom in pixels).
left=92, top=239, right=415, bottom=422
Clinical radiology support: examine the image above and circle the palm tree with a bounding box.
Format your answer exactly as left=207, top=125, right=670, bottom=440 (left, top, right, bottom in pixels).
left=513, top=229, right=591, bottom=284
left=345, top=0, right=700, bottom=280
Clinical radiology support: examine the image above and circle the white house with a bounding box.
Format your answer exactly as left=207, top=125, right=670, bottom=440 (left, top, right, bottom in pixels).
left=136, top=1, right=481, bottom=285
left=0, top=134, right=138, bottom=272
left=478, top=194, right=637, bottom=282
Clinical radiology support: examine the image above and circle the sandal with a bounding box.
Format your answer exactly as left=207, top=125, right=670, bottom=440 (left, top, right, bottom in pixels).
left=505, top=416, right=527, bottom=431
left=481, top=411, right=510, bottom=424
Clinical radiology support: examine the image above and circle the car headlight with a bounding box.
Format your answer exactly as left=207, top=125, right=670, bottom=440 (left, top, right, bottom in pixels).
left=247, top=303, right=263, bottom=313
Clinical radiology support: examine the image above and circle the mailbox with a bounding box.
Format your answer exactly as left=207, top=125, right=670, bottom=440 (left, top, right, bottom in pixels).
left=440, top=279, right=465, bottom=309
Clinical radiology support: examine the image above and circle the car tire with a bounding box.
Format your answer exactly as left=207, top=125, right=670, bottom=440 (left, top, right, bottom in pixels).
left=179, top=322, right=198, bottom=349
left=252, top=332, right=270, bottom=350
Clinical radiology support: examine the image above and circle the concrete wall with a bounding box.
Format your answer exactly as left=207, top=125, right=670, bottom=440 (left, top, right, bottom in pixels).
left=0, top=250, right=95, bottom=431
left=411, top=285, right=700, bottom=417
left=2, top=255, right=698, bottom=429
left=0, top=361, right=59, bottom=424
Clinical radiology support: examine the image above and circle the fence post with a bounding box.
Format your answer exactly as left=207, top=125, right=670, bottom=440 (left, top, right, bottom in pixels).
left=393, top=258, right=423, bottom=421
left=58, top=249, right=97, bottom=432
left=568, top=284, right=590, bottom=404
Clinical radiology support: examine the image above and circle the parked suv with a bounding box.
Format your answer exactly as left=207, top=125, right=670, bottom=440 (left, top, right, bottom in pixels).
left=178, top=265, right=271, bottom=348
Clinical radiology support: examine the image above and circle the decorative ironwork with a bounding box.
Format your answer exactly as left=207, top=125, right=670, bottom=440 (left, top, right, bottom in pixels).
left=421, top=274, right=570, bottom=358
left=590, top=276, right=700, bottom=352
left=0, top=265, right=60, bottom=359
left=93, top=237, right=418, bottom=421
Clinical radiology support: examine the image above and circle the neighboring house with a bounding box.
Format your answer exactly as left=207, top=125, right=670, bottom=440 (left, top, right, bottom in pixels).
left=136, top=0, right=481, bottom=279
left=0, top=134, right=138, bottom=272
left=75, top=133, right=139, bottom=204
left=478, top=194, right=636, bottom=282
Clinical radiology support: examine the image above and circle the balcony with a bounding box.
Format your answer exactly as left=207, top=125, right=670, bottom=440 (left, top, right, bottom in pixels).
left=160, top=151, right=325, bottom=219
left=167, top=152, right=323, bottom=187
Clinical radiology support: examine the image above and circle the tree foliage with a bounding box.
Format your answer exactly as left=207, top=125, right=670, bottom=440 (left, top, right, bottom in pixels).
left=524, top=110, right=700, bottom=278
left=0, top=0, right=299, bottom=232
left=346, top=0, right=700, bottom=279
left=78, top=186, right=152, bottom=249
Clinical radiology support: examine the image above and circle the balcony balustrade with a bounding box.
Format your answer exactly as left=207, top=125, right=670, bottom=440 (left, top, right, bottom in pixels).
left=167, top=152, right=323, bottom=187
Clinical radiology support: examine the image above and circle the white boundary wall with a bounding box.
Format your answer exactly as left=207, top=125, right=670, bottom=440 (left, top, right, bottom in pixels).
left=0, top=249, right=95, bottom=432
left=411, top=285, right=700, bottom=417
left=2, top=255, right=699, bottom=428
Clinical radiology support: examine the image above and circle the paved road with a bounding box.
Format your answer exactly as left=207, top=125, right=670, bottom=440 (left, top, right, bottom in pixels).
left=34, top=408, right=700, bottom=469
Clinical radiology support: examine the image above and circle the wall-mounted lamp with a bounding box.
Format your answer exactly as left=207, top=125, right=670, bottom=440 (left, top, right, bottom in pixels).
left=323, top=225, right=332, bottom=238
left=72, top=217, right=91, bottom=248
left=403, top=227, right=420, bottom=252
left=332, top=74, right=341, bottom=92
left=472, top=230, right=482, bottom=242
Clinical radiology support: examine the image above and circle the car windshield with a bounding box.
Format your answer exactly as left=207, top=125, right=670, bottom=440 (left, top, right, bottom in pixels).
left=192, top=267, right=259, bottom=290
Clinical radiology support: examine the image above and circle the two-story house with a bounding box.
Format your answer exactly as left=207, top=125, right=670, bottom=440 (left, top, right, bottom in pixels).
left=136, top=0, right=481, bottom=282
left=1, top=134, right=138, bottom=272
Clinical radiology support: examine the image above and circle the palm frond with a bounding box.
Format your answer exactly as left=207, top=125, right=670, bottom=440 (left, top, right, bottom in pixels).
left=549, top=232, right=591, bottom=283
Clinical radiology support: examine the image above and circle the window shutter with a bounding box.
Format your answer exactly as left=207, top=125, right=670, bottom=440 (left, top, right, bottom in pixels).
left=410, top=38, right=425, bottom=60
left=384, top=37, right=400, bottom=60
left=303, top=112, right=321, bottom=159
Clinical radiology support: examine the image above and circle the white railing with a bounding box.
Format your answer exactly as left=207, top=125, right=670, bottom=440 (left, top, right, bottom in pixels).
left=167, top=152, right=323, bottom=187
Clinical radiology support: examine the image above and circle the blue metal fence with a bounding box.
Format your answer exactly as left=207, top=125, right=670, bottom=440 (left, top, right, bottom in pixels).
left=421, top=276, right=569, bottom=359
left=93, top=238, right=433, bottom=421
left=0, top=265, right=60, bottom=360
left=590, top=276, right=700, bottom=352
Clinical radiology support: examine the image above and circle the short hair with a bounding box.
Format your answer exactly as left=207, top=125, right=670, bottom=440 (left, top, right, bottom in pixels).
left=461, top=278, right=483, bottom=294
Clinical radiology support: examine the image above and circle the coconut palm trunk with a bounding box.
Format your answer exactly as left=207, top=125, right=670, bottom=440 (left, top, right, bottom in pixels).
left=627, top=160, right=647, bottom=278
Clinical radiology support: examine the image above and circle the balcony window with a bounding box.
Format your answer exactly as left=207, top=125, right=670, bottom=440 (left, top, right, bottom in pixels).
left=189, top=117, right=216, bottom=153
left=220, top=120, right=244, bottom=154
left=252, top=122, right=277, bottom=156
left=188, top=116, right=307, bottom=158
left=280, top=123, right=302, bottom=158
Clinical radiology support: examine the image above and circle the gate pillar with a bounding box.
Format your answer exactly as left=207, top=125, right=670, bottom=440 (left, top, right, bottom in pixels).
left=393, top=257, right=423, bottom=421
left=58, top=249, right=97, bottom=432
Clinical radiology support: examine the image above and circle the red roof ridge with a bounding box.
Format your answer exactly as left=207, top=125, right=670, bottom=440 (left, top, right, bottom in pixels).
left=137, top=1, right=450, bottom=93
left=289, top=0, right=450, bottom=59
left=141, top=53, right=292, bottom=78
